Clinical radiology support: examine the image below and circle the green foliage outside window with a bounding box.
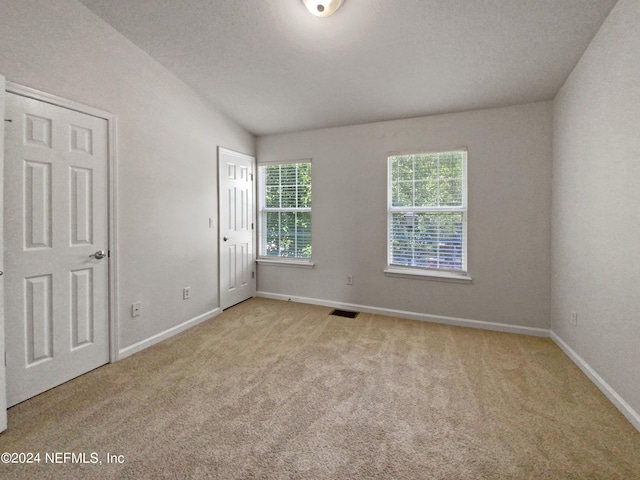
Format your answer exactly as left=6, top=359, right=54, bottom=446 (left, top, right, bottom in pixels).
left=261, top=163, right=312, bottom=259
left=389, top=151, right=466, bottom=271
left=391, top=152, right=464, bottom=208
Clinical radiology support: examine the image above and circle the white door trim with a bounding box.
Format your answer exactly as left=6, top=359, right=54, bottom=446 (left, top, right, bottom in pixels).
left=3, top=81, right=120, bottom=367
left=0, top=75, right=7, bottom=431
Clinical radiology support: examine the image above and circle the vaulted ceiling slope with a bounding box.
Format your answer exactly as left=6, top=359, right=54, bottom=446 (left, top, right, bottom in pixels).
left=78, top=0, right=617, bottom=136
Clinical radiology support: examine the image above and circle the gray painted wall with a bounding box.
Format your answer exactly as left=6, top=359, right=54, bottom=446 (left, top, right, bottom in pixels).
left=552, top=0, right=640, bottom=416
left=0, top=0, right=255, bottom=351
left=257, top=102, right=553, bottom=329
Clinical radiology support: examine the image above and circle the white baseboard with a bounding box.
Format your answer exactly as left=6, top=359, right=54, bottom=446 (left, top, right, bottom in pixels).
left=118, top=308, right=221, bottom=360
left=256, top=291, right=550, bottom=337
left=550, top=332, right=640, bottom=432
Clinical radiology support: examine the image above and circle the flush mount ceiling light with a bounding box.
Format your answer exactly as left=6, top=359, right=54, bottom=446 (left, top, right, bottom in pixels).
left=302, top=0, right=344, bottom=17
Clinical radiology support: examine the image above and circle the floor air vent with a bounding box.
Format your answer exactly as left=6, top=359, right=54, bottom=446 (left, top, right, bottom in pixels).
left=330, top=309, right=359, bottom=319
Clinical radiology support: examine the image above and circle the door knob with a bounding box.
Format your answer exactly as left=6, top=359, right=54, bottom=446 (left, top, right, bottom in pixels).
left=223, top=237, right=231, bottom=242
left=90, top=250, right=107, bottom=260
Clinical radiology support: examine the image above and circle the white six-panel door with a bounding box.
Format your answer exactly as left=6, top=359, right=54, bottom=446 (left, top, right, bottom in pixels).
left=4, top=92, right=109, bottom=407
left=218, top=148, right=256, bottom=310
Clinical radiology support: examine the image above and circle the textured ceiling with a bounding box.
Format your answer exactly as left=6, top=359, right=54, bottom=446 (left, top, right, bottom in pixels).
left=78, top=0, right=618, bottom=136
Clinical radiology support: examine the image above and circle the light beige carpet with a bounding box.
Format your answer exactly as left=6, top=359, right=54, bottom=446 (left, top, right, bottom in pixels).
left=1, top=297, right=639, bottom=479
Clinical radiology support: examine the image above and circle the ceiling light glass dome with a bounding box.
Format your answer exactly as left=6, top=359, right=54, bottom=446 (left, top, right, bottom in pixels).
left=302, top=0, right=344, bottom=18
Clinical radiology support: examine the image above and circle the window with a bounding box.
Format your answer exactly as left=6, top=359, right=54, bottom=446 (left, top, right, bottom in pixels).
left=258, top=161, right=312, bottom=260
left=387, top=150, right=467, bottom=276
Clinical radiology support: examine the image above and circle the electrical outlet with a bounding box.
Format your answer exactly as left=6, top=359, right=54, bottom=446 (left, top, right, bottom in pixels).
left=347, top=275, right=353, bottom=285
left=183, top=287, right=191, bottom=300
left=571, top=311, right=578, bottom=326
left=132, top=302, right=141, bottom=317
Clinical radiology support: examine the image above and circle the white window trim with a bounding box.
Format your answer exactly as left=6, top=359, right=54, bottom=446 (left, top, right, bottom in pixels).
left=258, top=159, right=312, bottom=262
left=384, top=266, right=472, bottom=282
left=386, top=148, right=469, bottom=279
left=256, top=258, right=315, bottom=268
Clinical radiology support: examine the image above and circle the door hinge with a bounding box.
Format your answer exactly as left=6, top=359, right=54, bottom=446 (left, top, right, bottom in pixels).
left=252, top=271, right=255, bottom=279
left=250, top=173, right=254, bottom=181
left=251, top=223, right=254, bottom=230
left=108, top=250, right=111, bottom=258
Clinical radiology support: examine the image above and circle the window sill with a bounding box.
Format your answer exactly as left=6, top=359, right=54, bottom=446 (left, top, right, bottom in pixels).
left=257, top=258, right=315, bottom=269
left=384, top=267, right=472, bottom=283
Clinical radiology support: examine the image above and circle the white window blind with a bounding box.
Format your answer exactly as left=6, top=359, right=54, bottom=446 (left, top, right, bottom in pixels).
left=388, top=150, right=467, bottom=272
left=259, top=162, right=312, bottom=259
